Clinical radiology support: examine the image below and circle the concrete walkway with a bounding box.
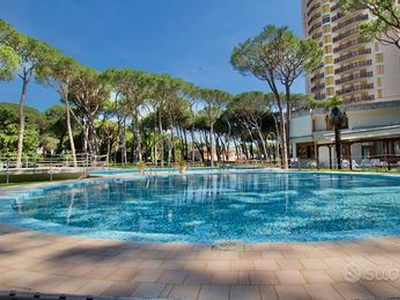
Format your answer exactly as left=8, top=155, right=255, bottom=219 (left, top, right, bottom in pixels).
left=1, top=223, right=400, bottom=299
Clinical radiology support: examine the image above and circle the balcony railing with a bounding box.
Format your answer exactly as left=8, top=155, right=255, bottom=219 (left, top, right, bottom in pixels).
left=333, top=28, right=358, bottom=43
left=335, top=59, right=372, bottom=75
left=310, top=72, right=325, bottom=83
left=314, top=93, right=326, bottom=100
left=331, top=3, right=340, bottom=12
left=334, top=48, right=372, bottom=64
left=333, top=37, right=369, bottom=53
left=331, top=12, right=344, bottom=22
left=332, top=14, right=369, bottom=32
left=307, top=2, right=321, bottom=16
left=335, top=71, right=373, bottom=85
left=306, top=0, right=315, bottom=8
left=308, top=21, right=322, bottom=35
left=308, top=12, right=322, bottom=26
left=336, top=83, right=374, bottom=95
left=346, top=94, right=375, bottom=102
left=311, top=83, right=326, bottom=93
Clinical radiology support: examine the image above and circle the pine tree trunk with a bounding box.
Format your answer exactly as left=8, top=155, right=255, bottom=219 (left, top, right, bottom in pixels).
left=158, top=111, right=164, bottom=167
left=210, top=123, right=214, bottom=166
left=15, top=76, right=30, bottom=169
left=65, top=99, right=78, bottom=167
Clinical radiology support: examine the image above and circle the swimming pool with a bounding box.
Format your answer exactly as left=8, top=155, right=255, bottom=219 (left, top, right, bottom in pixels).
left=2, top=171, right=400, bottom=243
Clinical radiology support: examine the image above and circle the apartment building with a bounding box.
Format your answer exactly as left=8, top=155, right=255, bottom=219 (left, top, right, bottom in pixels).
left=290, top=0, right=400, bottom=168
left=302, top=0, right=400, bottom=103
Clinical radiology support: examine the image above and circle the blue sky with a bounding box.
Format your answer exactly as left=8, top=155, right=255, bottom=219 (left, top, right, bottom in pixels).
left=0, top=0, right=304, bottom=111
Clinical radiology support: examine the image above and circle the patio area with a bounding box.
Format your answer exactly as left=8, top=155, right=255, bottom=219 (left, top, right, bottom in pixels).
left=1, top=223, right=400, bottom=299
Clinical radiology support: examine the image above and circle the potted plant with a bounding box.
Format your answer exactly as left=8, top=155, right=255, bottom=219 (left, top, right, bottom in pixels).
left=137, top=160, right=146, bottom=174
left=178, top=160, right=187, bottom=173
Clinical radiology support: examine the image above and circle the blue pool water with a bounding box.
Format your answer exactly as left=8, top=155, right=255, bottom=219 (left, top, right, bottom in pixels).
left=2, top=171, right=400, bottom=243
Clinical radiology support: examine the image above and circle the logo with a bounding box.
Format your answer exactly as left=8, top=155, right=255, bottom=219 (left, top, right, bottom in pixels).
left=343, top=263, right=362, bottom=283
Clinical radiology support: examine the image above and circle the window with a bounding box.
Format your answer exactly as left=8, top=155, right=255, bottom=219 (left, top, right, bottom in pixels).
left=322, top=17, right=330, bottom=24
left=324, top=45, right=332, bottom=54
left=323, top=25, right=331, bottom=33
left=326, top=77, right=334, bottom=85
left=375, top=53, right=384, bottom=63
left=325, top=115, right=333, bottom=130
left=323, top=35, right=332, bottom=44
left=377, top=77, right=383, bottom=87
left=325, top=66, right=334, bottom=74
left=327, top=87, right=334, bottom=96
left=377, top=89, right=383, bottom=99
left=324, top=56, right=333, bottom=64
left=376, top=65, right=384, bottom=74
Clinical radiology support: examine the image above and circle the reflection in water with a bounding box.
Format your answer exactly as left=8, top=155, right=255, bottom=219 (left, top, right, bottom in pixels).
left=12, top=172, right=400, bottom=243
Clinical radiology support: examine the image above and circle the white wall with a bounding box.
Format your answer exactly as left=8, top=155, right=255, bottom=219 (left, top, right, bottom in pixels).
left=291, top=114, right=312, bottom=138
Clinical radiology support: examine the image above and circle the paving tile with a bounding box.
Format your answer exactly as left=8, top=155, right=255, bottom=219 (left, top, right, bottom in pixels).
left=106, top=267, right=137, bottom=282
left=231, top=260, right=254, bottom=271
left=211, top=271, right=239, bottom=285
left=130, top=283, right=166, bottom=298
left=300, top=258, right=328, bottom=270
left=160, top=259, right=185, bottom=270
left=167, top=284, right=201, bottom=299
left=249, top=271, right=278, bottom=285
left=275, top=285, right=311, bottom=300
left=276, top=258, right=304, bottom=270
left=333, top=282, right=374, bottom=299
left=84, top=266, right=115, bottom=280
left=254, top=259, right=280, bottom=271
left=75, top=279, right=114, bottom=296
left=301, top=269, right=334, bottom=283
left=260, top=250, right=284, bottom=259
left=230, top=286, right=261, bottom=300
left=100, top=282, right=138, bottom=297
left=240, top=250, right=262, bottom=260
left=323, top=258, right=348, bottom=269
left=132, top=269, right=163, bottom=283
left=239, top=271, right=251, bottom=285
left=207, top=260, right=230, bottom=271
left=137, top=259, right=163, bottom=269
left=157, top=270, right=188, bottom=284
left=259, top=285, right=278, bottom=300
left=361, top=280, right=400, bottom=299
left=305, top=283, right=344, bottom=300
left=276, top=270, right=307, bottom=285
left=218, top=251, right=240, bottom=260
left=198, top=285, right=229, bottom=300
left=184, top=260, right=207, bottom=270
left=184, top=272, right=212, bottom=284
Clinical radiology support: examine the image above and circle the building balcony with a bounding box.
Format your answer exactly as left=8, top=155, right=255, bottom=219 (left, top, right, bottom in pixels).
left=332, top=14, right=369, bottom=32
left=331, top=12, right=344, bottom=22
left=333, top=28, right=359, bottom=43
left=308, top=13, right=322, bottom=27
left=308, top=21, right=323, bottom=35
left=345, top=94, right=375, bottom=102
left=310, top=72, right=325, bottom=83
left=307, top=2, right=321, bottom=16
left=335, top=71, right=374, bottom=85
left=333, top=37, right=369, bottom=53
left=311, top=83, right=326, bottom=93
left=334, top=48, right=372, bottom=64
left=306, top=0, right=315, bottom=8
left=312, top=32, right=323, bottom=39
left=335, top=59, right=372, bottom=75
left=314, top=93, right=326, bottom=100
left=336, top=83, right=374, bottom=95
left=331, top=3, right=340, bottom=12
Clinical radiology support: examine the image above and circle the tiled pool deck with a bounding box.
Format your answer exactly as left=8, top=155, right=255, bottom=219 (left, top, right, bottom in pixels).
left=2, top=181, right=400, bottom=299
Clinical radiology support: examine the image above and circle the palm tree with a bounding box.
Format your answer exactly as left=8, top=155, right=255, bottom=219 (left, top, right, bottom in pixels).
left=330, top=103, right=348, bottom=170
